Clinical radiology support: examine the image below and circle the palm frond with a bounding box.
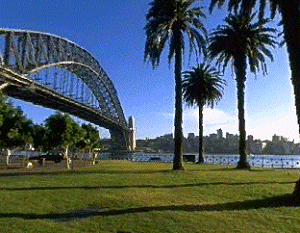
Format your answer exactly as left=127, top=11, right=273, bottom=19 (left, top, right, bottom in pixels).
left=209, top=0, right=281, bottom=22
left=182, top=63, right=225, bottom=108
left=258, top=0, right=266, bottom=20
left=209, top=0, right=226, bottom=13
left=144, top=0, right=207, bottom=68
left=260, top=46, right=274, bottom=61
left=208, top=13, right=275, bottom=76
left=270, top=0, right=280, bottom=19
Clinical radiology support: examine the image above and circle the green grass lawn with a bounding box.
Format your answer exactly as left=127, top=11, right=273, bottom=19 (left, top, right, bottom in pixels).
left=1, top=161, right=300, bottom=233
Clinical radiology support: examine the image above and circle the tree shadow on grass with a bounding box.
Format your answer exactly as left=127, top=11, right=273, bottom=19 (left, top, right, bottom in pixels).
left=0, top=181, right=295, bottom=191
left=0, top=194, right=299, bottom=222
left=0, top=168, right=173, bottom=177
left=2, top=164, right=290, bottom=177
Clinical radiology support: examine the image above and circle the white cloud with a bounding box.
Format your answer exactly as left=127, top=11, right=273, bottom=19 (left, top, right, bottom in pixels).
left=203, top=108, right=235, bottom=125
left=248, top=106, right=300, bottom=142
left=159, top=112, right=174, bottom=119
left=183, top=107, right=237, bottom=136
left=157, top=106, right=300, bottom=142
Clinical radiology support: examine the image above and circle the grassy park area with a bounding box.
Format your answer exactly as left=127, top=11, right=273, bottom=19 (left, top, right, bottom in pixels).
left=1, top=161, right=300, bottom=232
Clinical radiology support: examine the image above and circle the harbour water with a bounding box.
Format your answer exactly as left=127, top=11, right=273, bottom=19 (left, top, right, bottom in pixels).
left=100, top=153, right=300, bottom=169
left=8, top=151, right=300, bottom=169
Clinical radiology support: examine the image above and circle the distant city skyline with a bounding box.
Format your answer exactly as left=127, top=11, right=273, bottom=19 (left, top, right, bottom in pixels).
left=2, top=0, right=299, bottom=143
left=138, top=127, right=300, bottom=155
left=156, top=127, right=296, bottom=143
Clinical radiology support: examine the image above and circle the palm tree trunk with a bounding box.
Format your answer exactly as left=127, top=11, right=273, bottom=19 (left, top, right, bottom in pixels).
left=198, top=106, right=204, bottom=163
left=279, top=1, right=300, bottom=198
left=173, top=29, right=184, bottom=171
left=234, top=54, right=250, bottom=170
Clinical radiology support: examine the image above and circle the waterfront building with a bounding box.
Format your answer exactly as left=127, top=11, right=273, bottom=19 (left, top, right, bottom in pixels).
left=188, top=133, right=195, bottom=140
left=217, top=128, right=223, bottom=140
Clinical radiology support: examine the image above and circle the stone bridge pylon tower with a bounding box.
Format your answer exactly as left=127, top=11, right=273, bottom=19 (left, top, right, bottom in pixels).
left=128, top=116, right=136, bottom=151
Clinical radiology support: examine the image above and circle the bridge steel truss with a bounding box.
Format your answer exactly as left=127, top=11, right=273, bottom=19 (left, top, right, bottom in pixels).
left=0, top=28, right=131, bottom=151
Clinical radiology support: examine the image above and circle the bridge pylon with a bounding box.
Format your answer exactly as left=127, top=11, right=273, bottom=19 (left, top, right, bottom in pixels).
left=110, top=129, right=130, bottom=151
left=128, top=116, right=136, bottom=151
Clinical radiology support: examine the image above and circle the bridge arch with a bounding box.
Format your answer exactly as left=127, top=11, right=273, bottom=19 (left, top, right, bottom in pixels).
left=27, top=62, right=121, bottom=120
left=0, top=28, right=132, bottom=151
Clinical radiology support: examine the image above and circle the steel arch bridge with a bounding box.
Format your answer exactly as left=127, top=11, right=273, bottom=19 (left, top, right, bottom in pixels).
left=0, top=28, right=133, bottom=151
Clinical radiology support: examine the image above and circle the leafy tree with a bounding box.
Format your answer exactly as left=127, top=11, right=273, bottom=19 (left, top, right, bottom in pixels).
left=31, top=124, right=46, bottom=151
left=0, top=94, right=5, bottom=127
left=144, top=0, right=207, bottom=170
left=78, top=123, right=101, bottom=164
left=0, top=94, right=33, bottom=165
left=208, top=14, right=276, bottom=169
left=44, top=113, right=65, bottom=151
left=182, top=63, right=225, bottom=163
left=80, top=123, right=101, bottom=149
left=0, top=98, right=33, bottom=150
left=44, top=112, right=84, bottom=156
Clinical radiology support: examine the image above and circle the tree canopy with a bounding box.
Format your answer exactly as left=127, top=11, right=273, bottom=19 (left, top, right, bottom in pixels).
left=43, top=112, right=85, bottom=154
left=0, top=94, right=33, bottom=150
left=182, top=63, right=225, bottom=109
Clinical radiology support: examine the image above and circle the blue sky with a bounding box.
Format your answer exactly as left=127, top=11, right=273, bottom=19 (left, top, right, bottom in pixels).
left=1, top=0, right=298, bottom=142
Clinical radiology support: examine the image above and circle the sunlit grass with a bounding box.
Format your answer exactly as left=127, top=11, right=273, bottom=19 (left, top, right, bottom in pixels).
left=0, top=161, right=300, bottom=232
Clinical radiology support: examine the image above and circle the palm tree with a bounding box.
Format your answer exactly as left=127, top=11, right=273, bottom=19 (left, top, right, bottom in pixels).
left=208, top=13, right=276, bottom=169
left=182, top=63, right=225, bottom=163
left=209, top=0, right=300, bottom=198
left=144, top=0, right=207, bottom=170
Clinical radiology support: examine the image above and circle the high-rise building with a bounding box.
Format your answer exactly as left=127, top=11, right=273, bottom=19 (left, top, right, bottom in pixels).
left=217, top=128, right=223, bottom=140
left=209, top=133, right=218, bottom=140
left=248, top=135, right=254, bottom=142
left=188, top=133, right=195, bottom=140
left=272, top=134, right=283, bottom=143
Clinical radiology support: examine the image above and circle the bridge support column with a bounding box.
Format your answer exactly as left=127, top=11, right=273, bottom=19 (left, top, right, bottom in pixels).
left=110, top=129, right=129, bottom=151
left=128, top=116, right=136, bottom=151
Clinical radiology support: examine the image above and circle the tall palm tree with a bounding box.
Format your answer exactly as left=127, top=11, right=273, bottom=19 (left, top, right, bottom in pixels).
left=209, top=0, right=300, bottom=197
left=144, top=0, right=207, bottom=170
left=182, top=63, right=225, bottom=163
left=208, top=14, right=276, bottom=169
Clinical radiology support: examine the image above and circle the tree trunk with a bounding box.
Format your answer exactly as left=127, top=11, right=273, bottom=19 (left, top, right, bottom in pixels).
left=280, top=0, right=300, bottom=197
left=64, top=145, right=72, bottom=170
left=91, top=147, right=97, bottom=165
left=197, top=106, right=204, bottom=163
left=173, top=28, right=184, bottom=171
left=6, top=149, right=11, bottom=167
left=234, top=54, right=251, bottom=170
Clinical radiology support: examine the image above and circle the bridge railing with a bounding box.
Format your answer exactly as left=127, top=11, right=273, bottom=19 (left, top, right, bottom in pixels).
left=124, top=153, right=300, bottom=169
left=204, top=155, right=300, bottom=169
